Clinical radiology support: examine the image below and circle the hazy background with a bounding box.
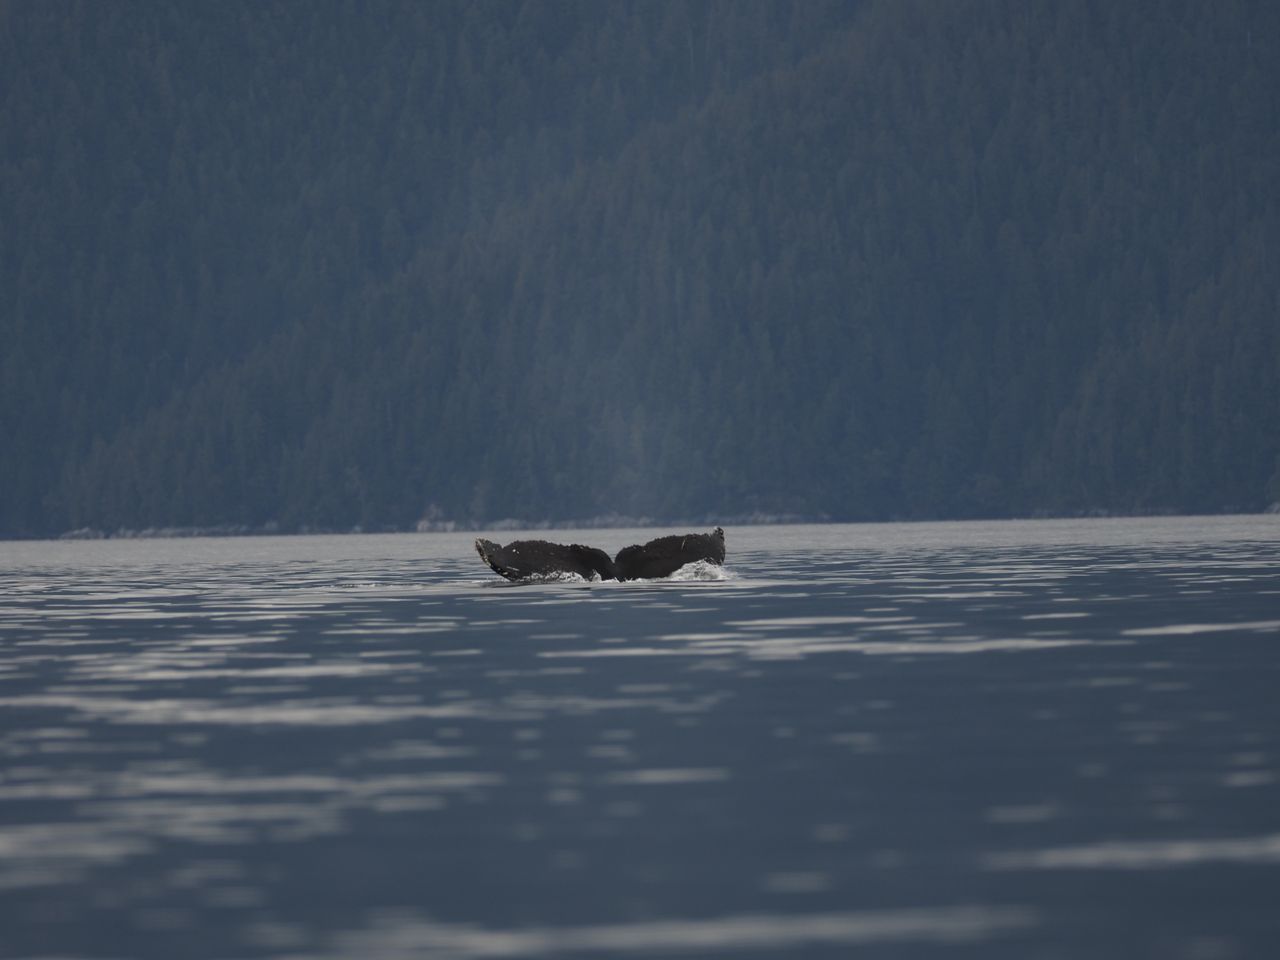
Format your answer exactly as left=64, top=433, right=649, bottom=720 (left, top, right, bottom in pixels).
left=2, top=0, right=1277, bottom=539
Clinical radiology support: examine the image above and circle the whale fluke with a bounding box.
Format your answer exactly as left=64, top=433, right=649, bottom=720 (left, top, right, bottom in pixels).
left=474, top=527, right=725, bottom=582
left=614, top=527, right=725, bottom=581
left=475, top=538, right=619, bottom=582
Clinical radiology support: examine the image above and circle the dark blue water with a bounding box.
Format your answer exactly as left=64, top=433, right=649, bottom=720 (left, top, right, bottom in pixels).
left=2, top=518, right=1279, bottom=958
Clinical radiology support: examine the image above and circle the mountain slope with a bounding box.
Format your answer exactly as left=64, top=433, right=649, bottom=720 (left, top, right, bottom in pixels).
left=3, top=0, right=1277, bottom=536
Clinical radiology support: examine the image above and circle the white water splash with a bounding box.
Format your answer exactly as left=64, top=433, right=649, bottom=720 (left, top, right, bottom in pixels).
left=666, top=561, right=738, bottom=582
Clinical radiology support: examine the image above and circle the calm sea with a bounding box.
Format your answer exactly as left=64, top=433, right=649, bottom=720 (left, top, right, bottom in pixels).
left=2, top=517, right=1279, bottom=959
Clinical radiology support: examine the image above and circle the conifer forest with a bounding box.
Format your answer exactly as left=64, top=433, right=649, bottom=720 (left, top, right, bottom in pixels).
left=2, top=0, right=1277, bottom=538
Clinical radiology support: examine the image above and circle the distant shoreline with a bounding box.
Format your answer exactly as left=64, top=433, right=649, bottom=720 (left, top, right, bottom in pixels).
left=34, top=505, right=1279, bottom=544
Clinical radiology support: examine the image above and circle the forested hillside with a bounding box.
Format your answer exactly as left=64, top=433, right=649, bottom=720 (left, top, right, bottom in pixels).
left=2, top=0, right=1277, bottom=538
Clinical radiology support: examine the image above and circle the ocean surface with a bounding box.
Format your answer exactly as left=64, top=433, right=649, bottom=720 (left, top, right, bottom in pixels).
left=1, top=517, right=1279, bottom=959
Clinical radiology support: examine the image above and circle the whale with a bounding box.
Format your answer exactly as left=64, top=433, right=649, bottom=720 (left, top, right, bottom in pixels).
left=475, top=527, right=725, bottom=582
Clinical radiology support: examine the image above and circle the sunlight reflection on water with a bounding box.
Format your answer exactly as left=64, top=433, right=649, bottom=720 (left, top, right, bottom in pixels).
left=1, top=517, right=1279, bottom=958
